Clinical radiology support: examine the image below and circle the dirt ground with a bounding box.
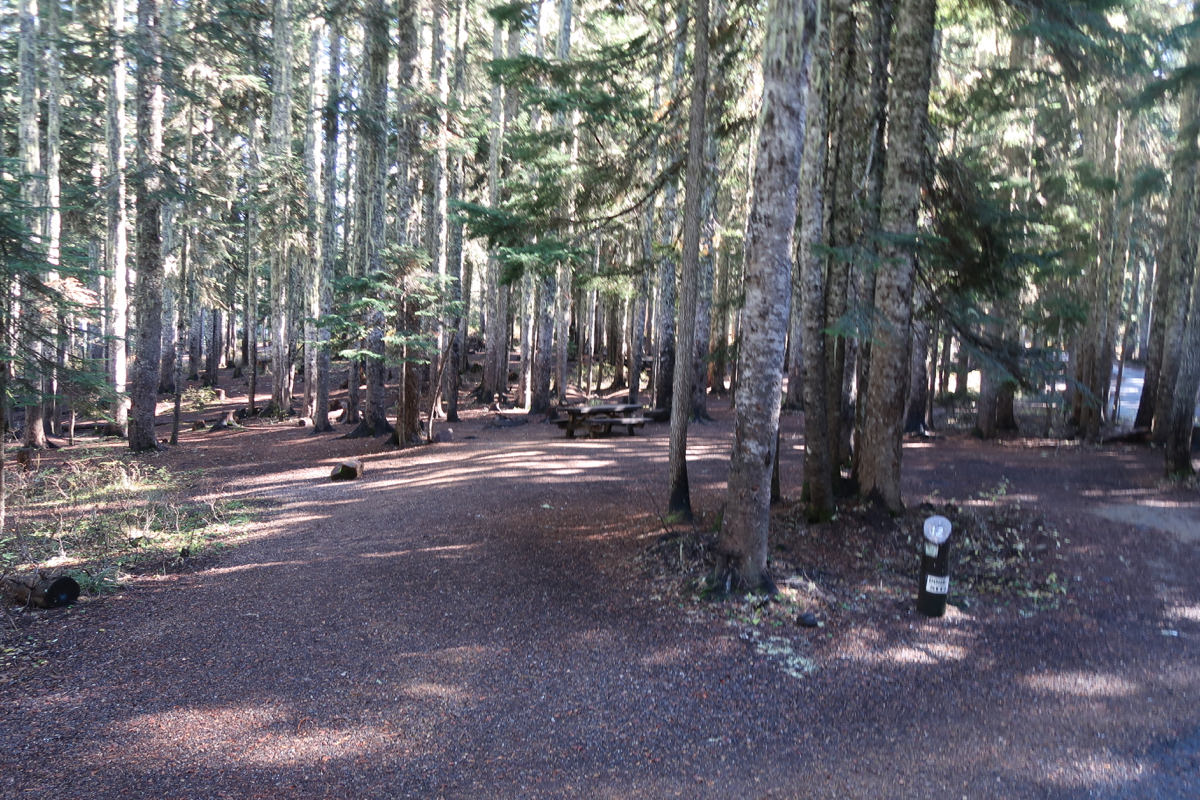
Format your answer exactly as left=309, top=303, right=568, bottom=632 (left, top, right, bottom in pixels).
left=2, top=370, right=1199, bottom=799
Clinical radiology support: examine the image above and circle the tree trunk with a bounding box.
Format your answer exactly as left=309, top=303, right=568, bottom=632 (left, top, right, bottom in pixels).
left=1150, top=71, right=1200, bottom=441
left=553, top=0, right=575, bottom=402
left=348, top=0, right=393, bottom=438
left=128, top=0, right=165, bottom=453
left=268, top=0, right=295, bottom=415
left=313, top=11, right=341, bottom=434
left=1165, top=252, right=1200, bottom=475
left=302, top=16, right=323, bottom=420
left=854, top=0, right=936, bottom=511
left=18, top=0, right=47, bottom=450
left=798, top=0, right=833, bottom=519
left=653, top=4, right=687, bottom=413
left=666, top=0, right=709, bottom=520
left=443, top=0, right=468, bottom=421
left=245, top=116, right=261, bottom=416
left=106, top=0, right=131, bottom=435
left=44, top=0, right=63, bottom=436
left=691, top=17, right=725, bottom=420
left=715, top=0, right=813, bottom=594
left=1163, top=12, right=1200, bottom=474
left=482, top=17, right=513, bottom=402
left=904, top=305, right=930, bottom=434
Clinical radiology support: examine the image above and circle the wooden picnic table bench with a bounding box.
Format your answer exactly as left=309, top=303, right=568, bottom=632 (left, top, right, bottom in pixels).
left=555, top=403, right=647, bottom=438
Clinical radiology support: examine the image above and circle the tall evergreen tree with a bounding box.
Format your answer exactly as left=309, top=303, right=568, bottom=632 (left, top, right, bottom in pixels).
left=128, top=0, right=166, bottom=452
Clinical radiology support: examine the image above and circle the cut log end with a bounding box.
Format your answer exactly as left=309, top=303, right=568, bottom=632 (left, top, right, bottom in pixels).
left=2, top=574, right=81, bottom=608
left=330, top=459, right=364, bottom=481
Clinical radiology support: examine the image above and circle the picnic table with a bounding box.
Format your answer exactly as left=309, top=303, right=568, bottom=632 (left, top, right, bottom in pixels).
left=555, top=403, right=647, bottom=438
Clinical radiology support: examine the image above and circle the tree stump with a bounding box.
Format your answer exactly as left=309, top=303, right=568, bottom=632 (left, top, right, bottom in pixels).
left=208, top=410, right=239, bottom=431
left=330, top=459, right=364, bottom=481
left=2, top=573, right=80, bottom=608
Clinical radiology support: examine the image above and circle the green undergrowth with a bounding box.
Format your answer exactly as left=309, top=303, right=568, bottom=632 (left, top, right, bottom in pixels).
left=1, top=450, right=260, bottom=592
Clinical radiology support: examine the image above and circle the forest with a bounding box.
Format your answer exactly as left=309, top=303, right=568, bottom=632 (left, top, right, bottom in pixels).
left=2, top=0, right=1200, bottom=794
left=4, top=0, right=1199, bottom=585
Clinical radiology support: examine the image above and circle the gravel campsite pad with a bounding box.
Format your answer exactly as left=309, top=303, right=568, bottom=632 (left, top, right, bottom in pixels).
left=2, top=403, right=1199, bottom=798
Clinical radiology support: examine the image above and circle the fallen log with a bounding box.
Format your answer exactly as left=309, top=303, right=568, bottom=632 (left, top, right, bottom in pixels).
left=2, top=573, right=80, bottom=608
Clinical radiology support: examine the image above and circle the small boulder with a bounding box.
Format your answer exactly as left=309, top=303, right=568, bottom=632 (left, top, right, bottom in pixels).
left=330, top=459, right=364, bottom=481
left=433, top=428, right=453, bottom=443
left=297, top=417, right=313, bottom=428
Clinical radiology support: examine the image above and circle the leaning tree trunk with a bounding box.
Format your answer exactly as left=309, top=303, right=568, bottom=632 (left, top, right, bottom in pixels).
left=854, top=0, right=936, bottom=512
left=715, top=0, right=813, bottom=594
left=128, top=0, right=165, bottom=453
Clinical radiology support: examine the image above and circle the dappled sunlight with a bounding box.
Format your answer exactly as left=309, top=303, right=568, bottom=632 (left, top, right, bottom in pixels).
left=881, top=642, right=968, bottom=664
left=840, top=610, right=980, bottom=668
left=205, top=560, right=312, bottom=576
left=1166, top=603, right=1200, bottom=624
left=1043, top=751, right=1147, bottom=791
left=1023, top=670, right=1139, bottom=698
left=106, top=701, right=420, bottom=770
left=360, top=544, right=478, bottom=560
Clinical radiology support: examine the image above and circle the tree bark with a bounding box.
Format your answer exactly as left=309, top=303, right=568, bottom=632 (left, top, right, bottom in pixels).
left=18, top=0, right=47, bottom=450
left=653, top=4, right=687, bottom=413
left=128, top=0, right=166, bottom=453
left=106, top=0, right=131, bottom=434
left=715, top=0, right=813, bottom=593
left=854, top=0, right=935, bottom=511
left=481, top=17, right=512, bottom=402
left=666, top=0, right=710, bottom=520
left=348, top=0, right=394, bottom=438
left=267, top=0, right=295, bottom=415
left=798, top=0, right=834, bottom=519
left=313, top=10, right=341, bottom=434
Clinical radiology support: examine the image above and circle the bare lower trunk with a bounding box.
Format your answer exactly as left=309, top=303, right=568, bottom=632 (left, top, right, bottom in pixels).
left=798, top=2, right=833, bottom=518
left=715, top=0, right=813, bottom=593
left=667, top=0, right=710, bottom=520
left=128, top=0, right=165, bottom=453
left=854, top=0, right=936, bottom=511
